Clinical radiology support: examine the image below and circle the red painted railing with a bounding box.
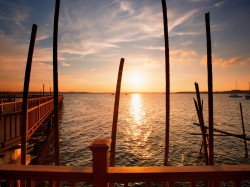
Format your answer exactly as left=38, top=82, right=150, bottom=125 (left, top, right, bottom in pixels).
left=0, top=96, right=63, bottom=151
left=0, top=139, right=250, bottom=187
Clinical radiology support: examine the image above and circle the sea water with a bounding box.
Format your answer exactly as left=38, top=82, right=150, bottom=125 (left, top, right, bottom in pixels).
left=59, top=93, right=250, bottom=167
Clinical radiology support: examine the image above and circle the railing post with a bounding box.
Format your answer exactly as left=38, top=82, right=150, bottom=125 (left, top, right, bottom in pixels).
left=0, top=101, right=3, bottom=119
left=89, top=139, right=111, bottom=187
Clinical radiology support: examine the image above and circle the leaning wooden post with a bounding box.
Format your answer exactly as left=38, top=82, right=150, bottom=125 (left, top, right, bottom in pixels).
left=110, top=58, right=125, bottom=167
left=161, top=0, right=170, bottom=166
left=53, top=0, right=61, bottom=166
left=89, top=139, right=111, bottom=187
left=194, top=82, right=208, bottom=165
left=205, top=12, right=214, bottom=165
left=21, top=24, right=37, bottom=165
left=240, top=103, right=248, bottom=157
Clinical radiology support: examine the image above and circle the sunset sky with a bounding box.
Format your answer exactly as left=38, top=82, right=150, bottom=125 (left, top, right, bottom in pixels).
left=0, top=0, right=249, bottom=93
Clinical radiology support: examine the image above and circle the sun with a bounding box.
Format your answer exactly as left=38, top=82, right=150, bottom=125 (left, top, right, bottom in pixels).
left=124, top=71, right=148, bottom=92
left=128, top=72, right=144, bottom=86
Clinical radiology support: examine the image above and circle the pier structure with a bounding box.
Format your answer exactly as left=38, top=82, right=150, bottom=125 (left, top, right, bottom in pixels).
left=0, top=139, right=250, bottom=186
left=0, top=95, right=63, bottom=164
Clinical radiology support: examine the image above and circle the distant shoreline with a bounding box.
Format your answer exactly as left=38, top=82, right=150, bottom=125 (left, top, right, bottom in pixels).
left=0, top=90, right=249, bottom=97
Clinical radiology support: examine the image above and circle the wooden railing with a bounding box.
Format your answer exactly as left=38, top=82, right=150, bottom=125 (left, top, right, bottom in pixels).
left=0, top=139, right=250, bottom=187
left=0, top=96, right=63, bottom=151
left=0, top=96, right=54, bottom=114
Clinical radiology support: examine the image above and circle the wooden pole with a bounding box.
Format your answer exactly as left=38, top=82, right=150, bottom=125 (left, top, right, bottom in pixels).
left=53, top=0, right=61, bottom=166
left=110, top=58, right=125, bottom=167
left=240, top=103, right=248, bottom=157
left=205, top=12, right=214, bottom=165
left=21, top=24, right=37, bottom=165
left=161, top=0, right=170, bottom=166
left=194, top=82, right=208, bottom=165
left=43, top=84, right=45, bottom=97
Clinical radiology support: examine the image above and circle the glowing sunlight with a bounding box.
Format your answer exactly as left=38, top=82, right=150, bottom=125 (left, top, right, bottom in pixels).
left=124, top=72, right=148, bottom=92
left=128, top=72, right=144, bottom=86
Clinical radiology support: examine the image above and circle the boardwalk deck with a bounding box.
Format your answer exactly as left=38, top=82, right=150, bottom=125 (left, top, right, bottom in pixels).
left=0, top=96, right=63, bottom=153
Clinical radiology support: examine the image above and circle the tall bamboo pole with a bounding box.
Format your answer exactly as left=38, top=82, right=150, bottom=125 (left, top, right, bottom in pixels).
left=21, top=24, right=37, bottom=165
left=205, top=12, right=214, bottom=165
left=161, top=0, right=170, bottom=166
left=53, top=0, right=61, bottom=166
left=110, top=58, right=125, bottom=167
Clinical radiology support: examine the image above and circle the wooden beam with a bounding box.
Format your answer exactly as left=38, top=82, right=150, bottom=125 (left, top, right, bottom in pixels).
left=193, top=123, right=250, bottom=141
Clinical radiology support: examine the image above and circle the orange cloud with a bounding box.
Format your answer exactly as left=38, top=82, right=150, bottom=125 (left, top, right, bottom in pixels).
left=145, top=58, right=162, bottom=67
left=170, top=49, right=198, bottom=64
left=200, top=55, right=243, bottom=68
left=221, top=56, right=242, bottom=67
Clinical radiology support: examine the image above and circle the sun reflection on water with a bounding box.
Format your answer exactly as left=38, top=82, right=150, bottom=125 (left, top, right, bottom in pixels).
left=129, top=94, right=143, bottom=137
left=124, top=94, right=153, bottom=162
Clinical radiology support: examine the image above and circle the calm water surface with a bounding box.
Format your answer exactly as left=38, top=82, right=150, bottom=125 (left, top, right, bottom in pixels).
left=59, top=93, right=250, bottom=167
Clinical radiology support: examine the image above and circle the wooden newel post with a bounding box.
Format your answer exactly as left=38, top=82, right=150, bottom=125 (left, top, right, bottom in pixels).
left=89, top=139, right=111, bottom=187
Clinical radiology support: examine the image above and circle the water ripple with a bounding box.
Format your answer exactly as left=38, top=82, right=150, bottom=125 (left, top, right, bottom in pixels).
left=59, top=93, right=250, bottom=167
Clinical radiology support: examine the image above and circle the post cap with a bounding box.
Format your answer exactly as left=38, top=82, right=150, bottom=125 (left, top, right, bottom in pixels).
left=89, top=139, right=112, bottom=150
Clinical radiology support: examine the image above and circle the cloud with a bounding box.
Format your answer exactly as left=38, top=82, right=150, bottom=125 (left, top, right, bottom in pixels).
left=61, top=61, right=71, bottom=67
left=0, top=32, right=54, bottom=91
left=0, top=1, right=30, bottom=23
left=170, top=49, right=198, bottom=64
left=168, top=9, right=198, bottom=32
left=33, top=47, right=52, bottom=63
left=119, top=1, right=134, bottom=14
left=214, top=1, right=226, bottom=8
left=138, top=46, right=164, bottom=51
left=221, top=56, right=242, bottom=67
left=0, top=1, right=30, bottom=35
left=0, top=32, right=27, bottom=71
left=200, top=55, right=243, bottom=67
left=189, top=0, right=202, bottom=2
left=241, top=57, right=250, bottom=65
left=171, top=49, right=197, bottom=58
left=170, top=31, right=199, bottom=37
left=58, top=0, right=165, bottom=60
left=59, top=46, right=96, bottom=56
left=145, top=58, right=162, bottom=67
left=36, top=33, right=51, bottom=42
